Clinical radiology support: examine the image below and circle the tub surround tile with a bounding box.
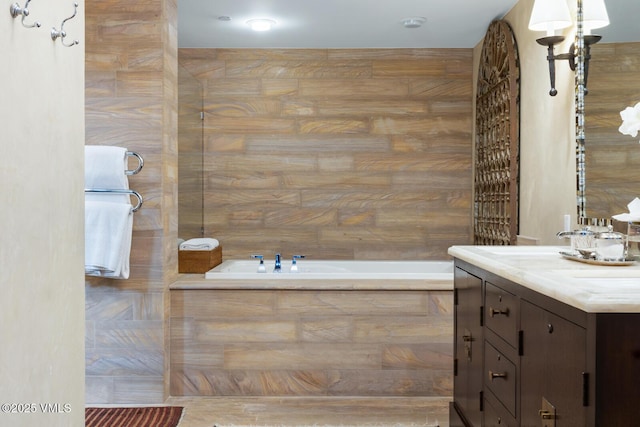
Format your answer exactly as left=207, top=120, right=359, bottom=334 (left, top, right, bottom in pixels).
left=170, top=285, right=453, bottom=397
left=179, top=48, right=473, bottom=261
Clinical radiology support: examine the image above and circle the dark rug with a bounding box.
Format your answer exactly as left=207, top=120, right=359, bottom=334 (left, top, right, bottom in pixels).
left=85, top=406, right=183, bottom=427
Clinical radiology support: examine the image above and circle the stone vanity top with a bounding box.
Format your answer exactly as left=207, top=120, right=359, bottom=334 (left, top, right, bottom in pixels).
left=448, top=245, right=640, bottom=313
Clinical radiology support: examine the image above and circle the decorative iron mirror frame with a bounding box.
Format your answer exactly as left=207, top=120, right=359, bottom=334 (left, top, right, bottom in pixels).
left=474, top=20, right=521, bottom=245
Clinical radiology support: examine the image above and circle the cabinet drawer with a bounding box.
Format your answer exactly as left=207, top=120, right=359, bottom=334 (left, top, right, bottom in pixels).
left=484, top=391, right=517, bottom=427
left=485, top=281, right=518, bottom=347
left=485, top=341, right=517, bottom=417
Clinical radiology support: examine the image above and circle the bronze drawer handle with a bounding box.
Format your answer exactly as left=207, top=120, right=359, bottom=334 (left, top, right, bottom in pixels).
left=489, top=370, right=507, bottom=381
left=539, top=409, right=556, bottom=420
left=489, top=307, right=510, bottom=317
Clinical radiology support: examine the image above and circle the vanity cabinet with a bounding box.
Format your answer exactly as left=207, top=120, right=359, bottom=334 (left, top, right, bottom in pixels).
left=451, top=258, right=640, bottom=427
left=452, top=267, right=483, bottom=427
left=520, top=300, right=587, bottom=426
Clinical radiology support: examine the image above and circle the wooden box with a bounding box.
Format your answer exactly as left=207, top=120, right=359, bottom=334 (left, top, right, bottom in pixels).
left=178, top=246, right=222, bottom=273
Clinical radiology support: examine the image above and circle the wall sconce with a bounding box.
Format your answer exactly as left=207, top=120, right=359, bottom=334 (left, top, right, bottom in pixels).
left=529, top=0, right=609, bottom=96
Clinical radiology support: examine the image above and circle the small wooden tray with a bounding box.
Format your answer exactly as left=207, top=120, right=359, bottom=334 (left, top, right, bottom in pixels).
left=559, top=251, right=636, bottom=266
left=179, top=245, right=222, bottom=273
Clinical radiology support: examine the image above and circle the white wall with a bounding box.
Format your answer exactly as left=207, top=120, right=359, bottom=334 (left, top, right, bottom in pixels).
left=474, top=0, right=578, bottom=244
left=0, top=1, right=85, bottom=426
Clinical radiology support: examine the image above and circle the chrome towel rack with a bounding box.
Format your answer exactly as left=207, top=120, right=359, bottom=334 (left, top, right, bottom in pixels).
left=84, top=189, right=143, bottom=212
left=125, top=151, right=144, bottom=175
left=85, top=150, right=144, bottom=212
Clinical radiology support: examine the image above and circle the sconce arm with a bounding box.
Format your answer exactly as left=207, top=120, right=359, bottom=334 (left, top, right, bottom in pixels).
left=536, top=36, right=566, bottom=96
left=535, top=34, right=603, bottom=97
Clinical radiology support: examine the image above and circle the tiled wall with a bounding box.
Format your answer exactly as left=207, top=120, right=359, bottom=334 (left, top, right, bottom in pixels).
left=85, top=29, right=473, bottom=402
left=179, top=48, right=474, bottom=261
left=84, top=0, right=178, bottom=404
left=170, top=288, right=453, bottom=397
left=178, top=65, right=204, bottom=239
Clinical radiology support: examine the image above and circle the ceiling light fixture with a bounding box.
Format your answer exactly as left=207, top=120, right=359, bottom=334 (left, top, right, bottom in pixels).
left=402, top=17, right=426, bottom=29
left=247, top=18, right=276, bottom=32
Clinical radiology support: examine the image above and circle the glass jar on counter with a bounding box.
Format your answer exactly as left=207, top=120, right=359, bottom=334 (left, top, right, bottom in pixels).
left=595, top=226, right=627, bottom=262
left=627, top=222, right=640, bottom=261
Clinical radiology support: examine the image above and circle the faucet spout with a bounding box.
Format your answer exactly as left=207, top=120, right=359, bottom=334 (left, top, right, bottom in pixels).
left=274, top=253, right=281, bottom=272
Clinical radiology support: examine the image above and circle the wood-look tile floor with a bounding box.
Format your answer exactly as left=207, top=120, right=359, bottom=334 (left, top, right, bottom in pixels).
left=166, top=396, right=451, bottom=427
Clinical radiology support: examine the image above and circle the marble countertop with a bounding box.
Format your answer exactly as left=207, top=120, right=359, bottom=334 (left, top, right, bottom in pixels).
left=448, top=245, right=640, bottom=313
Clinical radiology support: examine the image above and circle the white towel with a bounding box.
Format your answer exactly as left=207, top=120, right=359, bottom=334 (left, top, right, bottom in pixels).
left=179, top=238, right=219, bottom=251
left=85, top=145, right=129, bottom=203
left=85, top=200, right=133, bottom=279
left=612, top=197, right=640, bottom=222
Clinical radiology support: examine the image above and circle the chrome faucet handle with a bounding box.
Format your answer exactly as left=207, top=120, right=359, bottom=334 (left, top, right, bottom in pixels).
left=251, top=254, right=266, bottom=273
left=274, top=253, right=282, bottom=272
left=290, top=255, right=305, bottom=272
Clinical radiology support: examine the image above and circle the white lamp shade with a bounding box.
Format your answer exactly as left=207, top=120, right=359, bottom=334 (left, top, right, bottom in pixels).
left=528, top=0, right=572, bottom=35
left=583, top=0, right=610, bottom=31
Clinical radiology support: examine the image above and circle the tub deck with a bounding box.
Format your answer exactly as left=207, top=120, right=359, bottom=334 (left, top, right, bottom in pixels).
left=172, top=274, right=453, bottom=290
left=172, top=260, right=453, bottom=291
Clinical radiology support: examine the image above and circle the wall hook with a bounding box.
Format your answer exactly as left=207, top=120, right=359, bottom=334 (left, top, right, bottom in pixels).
left=9, top=0, right=41, bottom=28
left=51, top=2, right=79, bottom=47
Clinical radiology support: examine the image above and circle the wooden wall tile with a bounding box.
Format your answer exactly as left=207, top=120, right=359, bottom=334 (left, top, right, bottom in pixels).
left=85, top=0, right=178, bottom=404
left=179, top=48, right=473, bottom=260
left=170, top=288, right=453, bottom=397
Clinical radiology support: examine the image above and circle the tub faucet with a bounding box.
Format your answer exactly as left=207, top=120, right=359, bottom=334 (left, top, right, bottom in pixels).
left=251, top=254, right=266, bottom=273
left=274, top=253, right=281, bottom=273
left=290, top=255, right=305, bottom=272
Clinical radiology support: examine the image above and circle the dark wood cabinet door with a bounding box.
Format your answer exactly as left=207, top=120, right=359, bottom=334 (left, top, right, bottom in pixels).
left=454, top=266, right=483, bottom=426
left=520, top=300, right=587, bottom=426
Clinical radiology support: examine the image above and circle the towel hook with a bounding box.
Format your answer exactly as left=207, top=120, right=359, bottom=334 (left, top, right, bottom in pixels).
left=51, top=2, right=79, bottom=47
left=9, top=0, right=41, bottom=28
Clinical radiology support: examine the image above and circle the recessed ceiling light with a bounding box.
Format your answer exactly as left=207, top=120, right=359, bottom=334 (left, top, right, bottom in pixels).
left=402, top=17, right=426, bottom=29
left=247, top=18, right=276, bottom=32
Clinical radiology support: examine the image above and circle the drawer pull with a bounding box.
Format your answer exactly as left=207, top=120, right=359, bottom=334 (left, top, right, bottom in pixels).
left=489, top=370, right=507, bottom=381
left=539, top=409, right=555, bottom=420
left=489, top=307, right=510, bottom=317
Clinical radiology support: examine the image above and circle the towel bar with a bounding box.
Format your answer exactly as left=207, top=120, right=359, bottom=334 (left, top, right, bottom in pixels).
left=125, top=151, right=144, bottom=175
left=85, top=188, right=143, bottom=212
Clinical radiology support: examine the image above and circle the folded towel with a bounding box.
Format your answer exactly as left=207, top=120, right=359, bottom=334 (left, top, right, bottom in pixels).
left=612, top=197, right=640, bottom=222
left=85, top=200, right=133, bottom=279
left=85, top=145, right=130, bottom=203
left=179, top=238, right=219, bottom=251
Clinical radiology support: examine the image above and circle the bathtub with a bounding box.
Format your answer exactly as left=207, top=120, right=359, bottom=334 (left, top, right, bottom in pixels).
left=208, top=259, right=451, bottom=277
left=195, top=259, right=453, bottom=290
left=170, top=258, right=454, bottom=398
